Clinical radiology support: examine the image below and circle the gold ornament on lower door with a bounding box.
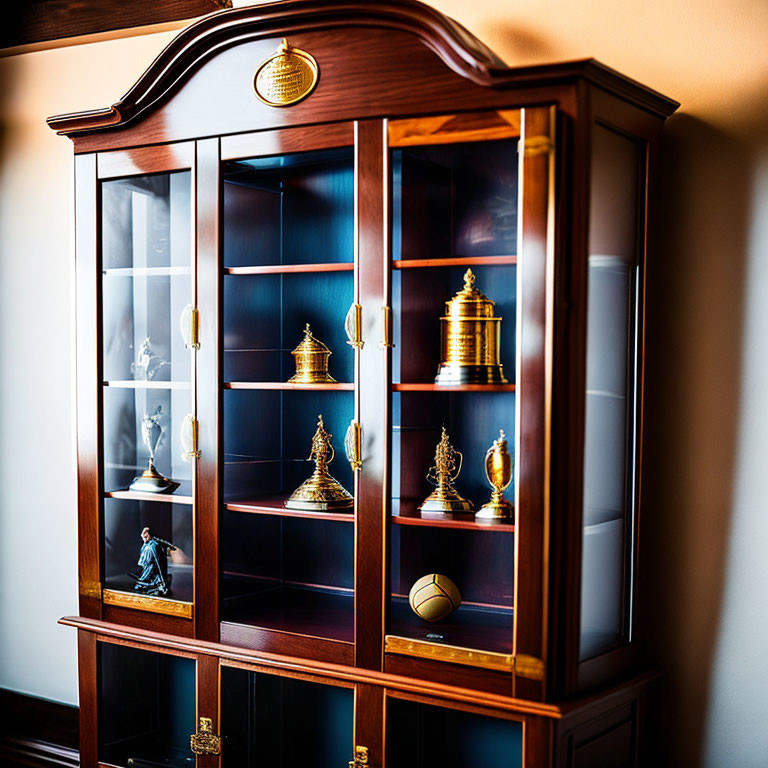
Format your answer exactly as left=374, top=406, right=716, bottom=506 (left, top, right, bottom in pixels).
left=476, top=429, right=514, bottom=522
left=418, top=426, right=474, bottom=517
left=285, top=415, right=353, bottom=511
left=409, top=573, right=462, bottom=622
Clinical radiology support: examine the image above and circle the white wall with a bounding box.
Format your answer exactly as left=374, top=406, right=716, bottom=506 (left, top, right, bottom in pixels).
left=1, top=1, right=767, bottom=763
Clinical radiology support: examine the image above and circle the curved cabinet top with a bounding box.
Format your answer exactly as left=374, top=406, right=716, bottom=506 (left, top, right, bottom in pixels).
left=48, top=0, right=677, bottom=150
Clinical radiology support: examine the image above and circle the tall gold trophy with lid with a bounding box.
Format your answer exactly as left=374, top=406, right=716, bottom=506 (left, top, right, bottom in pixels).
left=435, top=269, right=507, bottom=385
left=476, top=430, right=514, bottom=522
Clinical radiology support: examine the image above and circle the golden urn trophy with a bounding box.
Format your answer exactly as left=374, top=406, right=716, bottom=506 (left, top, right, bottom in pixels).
left=418, top=427, right=474, bottom=517
left=285, top=415, right=353, bottom=511
left=288, top=324, right=336, bottom=384
left=435, top=269, right=508, bottom=385
left=476, top=429, right=514, bottom=522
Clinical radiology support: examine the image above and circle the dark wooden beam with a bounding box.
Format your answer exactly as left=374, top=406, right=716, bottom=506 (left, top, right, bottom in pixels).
left=1, top=0, right=232, bottom=50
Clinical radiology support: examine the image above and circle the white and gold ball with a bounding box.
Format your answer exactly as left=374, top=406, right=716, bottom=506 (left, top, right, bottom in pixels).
left=408, top=573, right=462, bottom=622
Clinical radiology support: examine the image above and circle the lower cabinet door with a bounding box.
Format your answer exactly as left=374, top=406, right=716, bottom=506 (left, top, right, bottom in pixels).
left=386, top=696, right=524, bottom=768
left=99, top=642, right=198, bottom=767
left=219, top=665, right=354, bottom=766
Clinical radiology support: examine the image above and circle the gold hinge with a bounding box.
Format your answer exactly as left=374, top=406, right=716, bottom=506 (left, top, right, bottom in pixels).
left=180, top=305, right=200, bottom=349
left=523, top=135, right=555, bottom=157
left=190, top=716, right=221, bottom=756
left=79, top=579, right=102, bottom=600
left=345, top=302, right=364, bottom=348
left=381, top=305, right=394, bottom=348
left=344, top=420, right=362, bottom=472
left=514, top=654, right=546, bottom=680
left=349, top=746, right=369, bottom=767
left=181, top=414, right=201, bottom=461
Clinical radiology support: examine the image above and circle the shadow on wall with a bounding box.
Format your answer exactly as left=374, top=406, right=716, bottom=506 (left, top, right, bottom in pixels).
left=643, top=114, right=751, bottom=766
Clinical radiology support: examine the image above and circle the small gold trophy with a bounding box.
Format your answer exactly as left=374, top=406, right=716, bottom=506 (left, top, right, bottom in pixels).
left=418, top=427, right=474, bottom=517
left=129, top=406, right=180, bottom=494
left=476, top=430, right=514, bottom=522
left=288, top=324, right=337, bottom=384
left=285, top=415, right=353, bottom=511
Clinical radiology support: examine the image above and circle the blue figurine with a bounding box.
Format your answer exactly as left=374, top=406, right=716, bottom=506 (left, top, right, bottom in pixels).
left=131, top=526, right=176, bottom=596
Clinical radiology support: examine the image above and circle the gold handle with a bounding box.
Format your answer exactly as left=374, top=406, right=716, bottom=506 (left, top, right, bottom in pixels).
left=344, top=420, right=362, bottom=472
left=348, top=745, right=369, bottom=767
left=381, top=305, right=394, bottom=348
left=180, top=414, right=201, bottom=461
left=190, top=716, right=221, bottom=756
left=345, top=303, right=364, bottom=348
left=180, top=305, right=200, bottom=349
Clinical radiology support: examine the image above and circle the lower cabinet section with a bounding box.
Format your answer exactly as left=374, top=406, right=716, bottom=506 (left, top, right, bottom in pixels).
left=80, top=628, right=652, bottom=768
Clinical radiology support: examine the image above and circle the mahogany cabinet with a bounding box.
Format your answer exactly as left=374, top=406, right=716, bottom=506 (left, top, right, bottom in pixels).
left=50, top=1, right=677, bottom=765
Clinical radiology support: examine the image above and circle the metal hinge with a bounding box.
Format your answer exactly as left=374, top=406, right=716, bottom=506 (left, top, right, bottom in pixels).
left=180, top=305, right=200, bottom=349
left=348, top=745, right=369, bottom=767
left=344, top=420, right=362, bottom=472
left=381, top=305, right=394, bottom=348
left=190, top=716, right=221, bottom=756
left=80, top=579, right=102, bottom=600
left=181, top=415, right=201, bottom=461
left=345, top=302, right=364, bottom=348
left=523, top=135, right=555, bottom=157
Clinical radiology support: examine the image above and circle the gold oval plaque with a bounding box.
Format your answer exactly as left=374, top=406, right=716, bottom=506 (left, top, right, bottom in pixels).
left=254, top=38, right=319, bottom=107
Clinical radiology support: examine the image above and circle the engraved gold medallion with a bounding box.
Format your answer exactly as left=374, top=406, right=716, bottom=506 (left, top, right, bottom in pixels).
left=254, top=38, right=319, bottom=107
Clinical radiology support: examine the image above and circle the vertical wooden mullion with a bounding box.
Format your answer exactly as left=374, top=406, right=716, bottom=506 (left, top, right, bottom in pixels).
left=78, top=630, right=99, bottom=767
left=514, top=106, right=556, bottom=700
left=354, top=683, right=386, bottom=768
left=195, top=137, right=221, bottom=641
left=196, top=653, right=220, bottom=768
left=354, top=119, right=389, bottom=671
left=75, top=153, right=103, bottom=621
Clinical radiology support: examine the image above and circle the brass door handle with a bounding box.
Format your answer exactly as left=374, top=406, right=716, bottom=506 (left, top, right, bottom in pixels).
left=344, top=420, right=362, bottom=472
left=345, top=302, right=364, bottom=348
left=180, top=414, right=200, bottom=461
left=190, top=716, right=221, bottom=755
left=180, top=304, right=200, bottom=349
left=348, top=745, right=369, bottom=767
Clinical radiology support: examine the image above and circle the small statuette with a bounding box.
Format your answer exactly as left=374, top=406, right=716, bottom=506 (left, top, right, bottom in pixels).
left=288, top=324, right=337, bottom=384
left=129, top=405, right=180, bottom=494
left=476, top=429, right=514, bottom=522
left=435, top=269, right=508, bottom=385
left=130, top=527, right=176, bottom=596
left=131, top=337, right=168, bottom=381
left=418, top=427, right=474, bottom=517
left=285, top=415, right=353, bottom=511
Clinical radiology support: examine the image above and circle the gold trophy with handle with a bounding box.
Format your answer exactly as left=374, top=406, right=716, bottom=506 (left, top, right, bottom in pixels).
left=476, top=429, right=514, bottom=522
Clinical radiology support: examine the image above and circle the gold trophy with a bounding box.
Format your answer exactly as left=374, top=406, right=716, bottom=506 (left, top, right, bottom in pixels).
left=435, top=269, right=508, bottom=385
left=285, top=415, right=353, bottom=510
left=129, top=405, right=180, bottom=494
left=476, top=430, right=514, bottom=522
left=288, top=324, right=336, bottom=384
left=418, top=427, right=474, bottom=517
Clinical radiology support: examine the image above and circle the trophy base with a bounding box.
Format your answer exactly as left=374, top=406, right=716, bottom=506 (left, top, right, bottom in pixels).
left=129, top=472, right=180, bottom=494
left=287, top=372, right=338, bottom=384
left=434, top=364, right=508, bottom=386
left=475, top=498, right=514, bottom=523
left=419, top=491, right=474, bottom=517
left=285, top=473, right=353, bottom=511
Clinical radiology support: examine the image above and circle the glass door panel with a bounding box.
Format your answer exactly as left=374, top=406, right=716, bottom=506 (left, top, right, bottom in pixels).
left=99, top=642, right=196, bottom=767
left=100, top=169, right=195, bottom=617
left=387, top=114, right=519, bottom=663
left=220, top=666, right=354, bottom=767
left=387, top=697, right=523, bottom=767
left=218, top=142, right=356, bottom=654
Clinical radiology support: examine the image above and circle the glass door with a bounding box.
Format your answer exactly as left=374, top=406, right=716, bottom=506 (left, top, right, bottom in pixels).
left=386, top=112, right=520, bottom=668
left=99, top=146, right=197, bottom=620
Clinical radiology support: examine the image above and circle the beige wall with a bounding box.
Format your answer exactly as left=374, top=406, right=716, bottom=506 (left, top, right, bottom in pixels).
left=1, top=1, right=767, bottom=763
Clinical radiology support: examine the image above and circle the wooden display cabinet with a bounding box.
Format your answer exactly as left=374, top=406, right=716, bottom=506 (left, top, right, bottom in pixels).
left=50, top=0, right=677, bottom=764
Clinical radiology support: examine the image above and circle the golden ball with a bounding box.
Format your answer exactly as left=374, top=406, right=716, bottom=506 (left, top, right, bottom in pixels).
left=408, top=573, right=462, bottom=622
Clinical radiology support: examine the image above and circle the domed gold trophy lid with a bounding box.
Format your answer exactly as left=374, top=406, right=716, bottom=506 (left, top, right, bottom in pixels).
left=288, top=324, right=336, bottom=384
left=418, top=426, right=474, bottom=518
left=476, top=429, right=514, bottom=523
left=285, top=414, right=353, bottom=511
left=435, top=269, right=508, bottom=385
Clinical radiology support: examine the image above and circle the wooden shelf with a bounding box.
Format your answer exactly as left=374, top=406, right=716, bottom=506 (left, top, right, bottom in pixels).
left=102, top=266, right=191, bottom=277
left=225, top=262, right=354, bottom=275
left=103, top=380, right=191, bottom=390
left=105, top=490, right=193, bottom=505
left=393, top=256, right=516, bottom=269
left=226, top=496, right=355, bottom=522
left=392, top=500, right=515, bottom=532
left=393, top=383, right=516, bottom=392
left=225, top=381, right=354, bottom=391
